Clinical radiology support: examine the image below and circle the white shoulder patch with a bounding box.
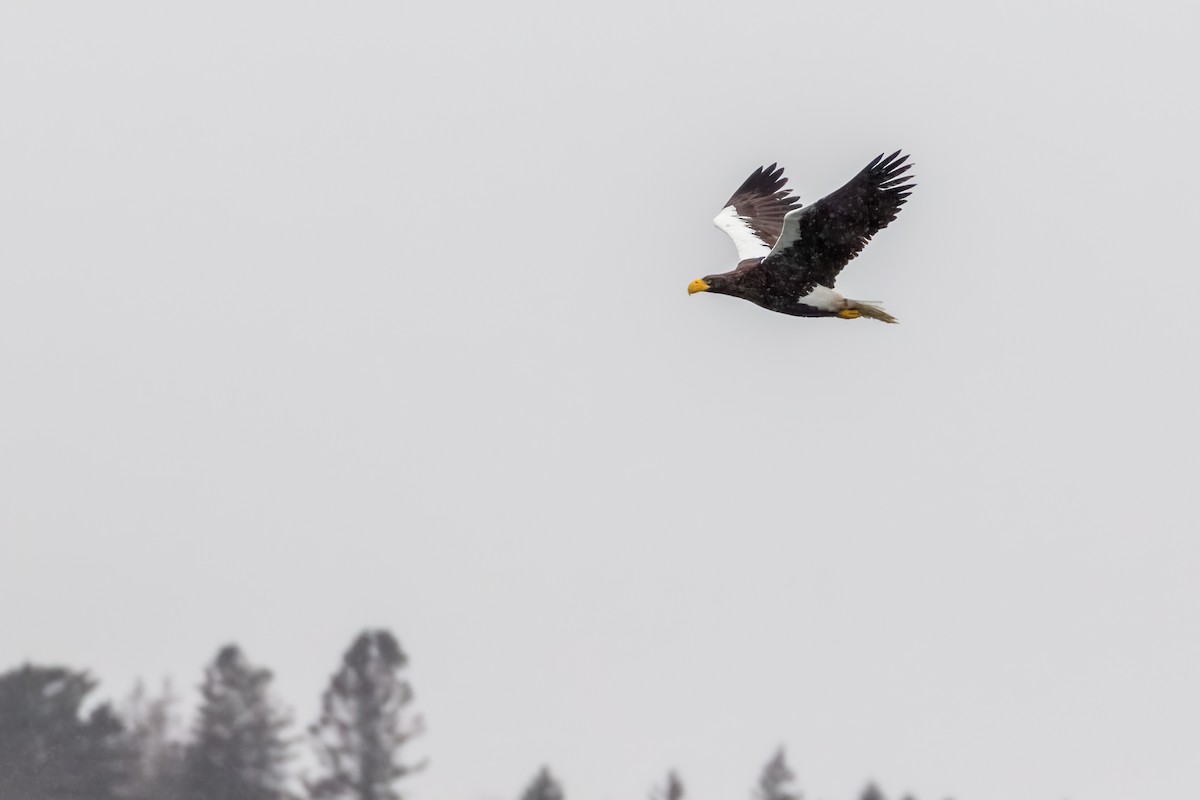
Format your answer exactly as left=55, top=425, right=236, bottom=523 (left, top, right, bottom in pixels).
left=798, top=285, right=844, bottom=311
left=767, top=205, right=812, bottom=259
left=713, top=205, right=770, bottom=261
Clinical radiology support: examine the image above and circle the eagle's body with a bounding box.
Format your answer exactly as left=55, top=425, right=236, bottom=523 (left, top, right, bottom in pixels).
left=689, top=152, right=915, bottom=323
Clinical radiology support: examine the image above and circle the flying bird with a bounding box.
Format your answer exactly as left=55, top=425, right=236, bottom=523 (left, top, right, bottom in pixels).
left=689, top=152, right=915, bottom=323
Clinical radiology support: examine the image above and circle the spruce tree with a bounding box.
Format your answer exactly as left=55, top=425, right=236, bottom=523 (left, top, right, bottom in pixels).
left=0, top=664, right=127, bottom=799
left=183, top=645, right=292, bottom=800
left=308, top=630, right=423, bottom=800
left=520, top=767, right=565, bottom=800
left=755, top=747, right=802, bottom=800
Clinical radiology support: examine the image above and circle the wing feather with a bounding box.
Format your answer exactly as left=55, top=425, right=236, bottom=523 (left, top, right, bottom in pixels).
left=765, top=151, right=915, bottom=291
left=713, top=163, right=802, bottom=261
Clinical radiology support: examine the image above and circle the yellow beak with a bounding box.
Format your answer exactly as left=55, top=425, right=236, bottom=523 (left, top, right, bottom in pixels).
left=688, top=279, right=710, bottom=295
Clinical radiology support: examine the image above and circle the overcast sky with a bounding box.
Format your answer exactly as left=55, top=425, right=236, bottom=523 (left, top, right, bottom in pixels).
left=2, top=2, right=1199, bottom=800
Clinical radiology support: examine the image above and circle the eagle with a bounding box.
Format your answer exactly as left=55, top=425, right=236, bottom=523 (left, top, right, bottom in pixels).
left=688, top=151, right=915, bottom=323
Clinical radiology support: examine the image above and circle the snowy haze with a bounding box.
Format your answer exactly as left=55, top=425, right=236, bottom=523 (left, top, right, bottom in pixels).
left=2, top=2, right=1198, bottom=800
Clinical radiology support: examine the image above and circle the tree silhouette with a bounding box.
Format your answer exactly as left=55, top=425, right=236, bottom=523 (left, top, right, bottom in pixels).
left=183, top=645, right=292, bottom=800
left=651, top=770, right=684, bottom=800
left=756, top=747, right=802, bottom=800
left=520, top=767, right=565, bottom=800
left=308, top=630, right=423, bottom=800
left=122, top=679, right=186, bottom=800
left=859, top=784, right=886, bottom=800
left=0, top=664, right=126, bottom=799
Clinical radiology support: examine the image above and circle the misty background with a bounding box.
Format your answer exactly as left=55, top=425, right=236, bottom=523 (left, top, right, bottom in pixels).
left=2, top=2, right=1199, bottom=800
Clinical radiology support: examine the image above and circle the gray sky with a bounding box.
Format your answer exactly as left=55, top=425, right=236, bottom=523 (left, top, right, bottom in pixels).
left=2, top=2, right=1198, bottom=800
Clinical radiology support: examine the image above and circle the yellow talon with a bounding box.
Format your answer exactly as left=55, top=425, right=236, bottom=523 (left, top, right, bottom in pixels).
left=837, top=309, right=861, bottom=319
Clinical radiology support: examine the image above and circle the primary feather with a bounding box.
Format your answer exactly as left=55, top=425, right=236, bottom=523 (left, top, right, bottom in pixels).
left=712, top=163, right=802, bottom=261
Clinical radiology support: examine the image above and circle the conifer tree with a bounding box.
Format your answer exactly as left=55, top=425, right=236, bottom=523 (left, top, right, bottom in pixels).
left=520, top=767, right=565, bottom=800
left=183, top=645, right=292, bottom=800
left=123, top=679, right=186, bottom=800
left=308, top=630, right=423, bottom=800
left=755, top=747, right=802, bottom=800
left=0, top=664, right=126, bottom=799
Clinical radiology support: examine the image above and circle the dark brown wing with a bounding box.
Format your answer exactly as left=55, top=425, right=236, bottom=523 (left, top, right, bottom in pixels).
left=764, top=151, right=915, bottom=292
left=713, top=164, right=803, bottom=260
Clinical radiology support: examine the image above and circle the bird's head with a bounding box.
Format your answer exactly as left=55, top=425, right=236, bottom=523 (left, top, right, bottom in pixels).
left=687, top=275, right=724, bottom=295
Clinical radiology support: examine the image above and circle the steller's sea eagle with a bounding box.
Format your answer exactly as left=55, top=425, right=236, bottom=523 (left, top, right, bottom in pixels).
left=688, top=151, right=915, bottom=323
